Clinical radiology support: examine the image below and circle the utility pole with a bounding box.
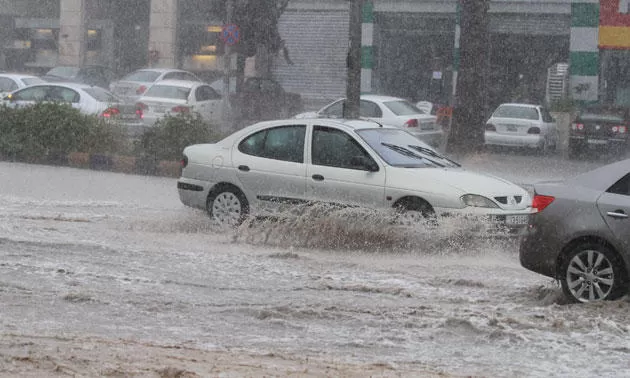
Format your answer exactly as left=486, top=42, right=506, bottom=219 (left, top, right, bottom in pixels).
left=223, top=0, right=234, bottom=130
left=344, top=0, right=363, bottom=119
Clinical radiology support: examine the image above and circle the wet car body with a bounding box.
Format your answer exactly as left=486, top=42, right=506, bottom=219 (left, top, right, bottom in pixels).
left=109, top=68, right=201, bottom=103
left=178, top=118, right=531, bottom=230
left=569, top=105, right=630, bottom=159
left=520, top=159, right=630, bottom=302
left=0, top=73, right=45, bottom=97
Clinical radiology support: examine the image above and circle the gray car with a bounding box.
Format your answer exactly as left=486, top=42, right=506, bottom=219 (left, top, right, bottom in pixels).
left=520, top=159, right=630, bottom=303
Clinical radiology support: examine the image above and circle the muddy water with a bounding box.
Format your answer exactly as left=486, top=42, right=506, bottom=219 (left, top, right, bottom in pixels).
left=1, top=159, right=627, bottom=377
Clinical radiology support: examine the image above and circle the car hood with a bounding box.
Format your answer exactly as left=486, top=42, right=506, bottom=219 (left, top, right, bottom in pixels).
left=387, top=166, right=530, bottom=207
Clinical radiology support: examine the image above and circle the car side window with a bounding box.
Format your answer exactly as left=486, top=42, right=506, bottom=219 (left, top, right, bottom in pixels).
left=608, top=174, right=630, bottom=196
left=238, top=125, right=306, bottom=163
left=195, top=86, right=220, bottom=101
left=0, top=77, right=18, bottom=92
left=12, top=86, right=48, bottom=101
left=181, top=72, right=199, bottom=82
left=360, top=100, right=382, bottom=118
left=321, top=100, right=344, bottom=118
left=49, top=87, right=80, bottom=103
left=162, top=72, right=179, bottom=80
left=312, top=125, right=376, bottom=170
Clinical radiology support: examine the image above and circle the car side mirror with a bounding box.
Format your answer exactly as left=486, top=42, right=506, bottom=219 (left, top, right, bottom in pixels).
left=350, top=155, right=378, bottom=172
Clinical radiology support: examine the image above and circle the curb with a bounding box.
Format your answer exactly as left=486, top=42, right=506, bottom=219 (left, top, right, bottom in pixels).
left=64, top=152, right=181, bottom=178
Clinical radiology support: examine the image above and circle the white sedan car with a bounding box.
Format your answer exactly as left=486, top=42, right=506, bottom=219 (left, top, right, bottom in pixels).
left=0, top=73, right=45, bottom=97
left=109, top=68, right=201, bottom=102
left=178, top=119, right=532, bottom=229
left=136, top=80, right=223, bottom=126
left=485, top=103, right=558, bottom=152
left=294, top=95, right=443, bottom=148
left=2, top=82, right=143, bottom=134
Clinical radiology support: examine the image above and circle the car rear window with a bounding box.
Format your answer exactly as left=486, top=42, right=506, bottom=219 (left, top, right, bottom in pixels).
left=84, top=87, right=119, bottom=103
left=144, top=85, right=191, bottom=100
left=46, top=66, right=80, bottom=78
left=493, top=105, right=539, bottom=120
left=579, top=107, right=627, bottom=123
left=121, top=70, right=161, bottom=82
left=21, top=77, right=45, bottom=86
left=383, top=100, right=424, bottom=116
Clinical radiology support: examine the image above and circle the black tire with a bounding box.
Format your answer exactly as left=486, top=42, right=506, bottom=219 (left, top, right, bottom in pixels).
left=393, top=198, right=436, bottom=226
left=560, top=242, right=627, bottom=303
left=206, top=186, right=249, bottom=227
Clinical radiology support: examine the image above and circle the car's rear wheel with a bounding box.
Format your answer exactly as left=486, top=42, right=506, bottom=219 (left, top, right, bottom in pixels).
left=207, top=186, right=249, bottom=227
left=560, top=242, right=627, bottom=303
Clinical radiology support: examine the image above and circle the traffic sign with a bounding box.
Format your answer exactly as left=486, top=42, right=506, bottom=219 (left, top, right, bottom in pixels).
left=221, top=24, right=240, bottom=46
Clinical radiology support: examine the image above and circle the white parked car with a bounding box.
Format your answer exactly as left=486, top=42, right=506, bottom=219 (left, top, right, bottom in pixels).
left=136, top=80, right=223, bottom=126
left=178, top=118, right=532, bottom=229
left=294, top=95, right=443, bottom=147
left=485, top=103, right=558, bottom=152
left=0, top=73, right=45, bottom=97
left=109, top=68, right=201, bottom=102
left=2, top=82, right=143, bottom=134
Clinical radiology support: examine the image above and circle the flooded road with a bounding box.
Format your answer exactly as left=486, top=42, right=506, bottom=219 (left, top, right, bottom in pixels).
left=1, top=154, right=628, bottom=377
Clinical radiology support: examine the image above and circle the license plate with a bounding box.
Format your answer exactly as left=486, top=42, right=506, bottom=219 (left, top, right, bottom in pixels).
left=506, top=214, right=529, bottom=225
left=153, top=106, right=167, bottom=113
left=506, top=125, right=518, bottom=132
left=587, top=139, right=607, bottom=145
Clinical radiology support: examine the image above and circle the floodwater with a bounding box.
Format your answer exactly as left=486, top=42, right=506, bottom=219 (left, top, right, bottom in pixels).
left=1, top=154, right=628, bottom=377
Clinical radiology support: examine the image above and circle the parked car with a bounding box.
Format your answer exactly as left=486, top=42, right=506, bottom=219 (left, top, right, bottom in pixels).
left=485, top=103, right=558, bottom=152
left=177, top=118, right=532, bottom=229
left=0, top=73, right=45, bottom=97
left=231, top=77, right=303, bottom=122
left=2, top=82, right=143, bottom=134
left=569, top=105, right=629, bottom=159
left=295, top=95, right=442, bottom=148
left=520, top=159, right=630, bottom=303
left=41, top=65, right=119, bottom=89
left=136, top=80, right=223, bottom=126
left=109, top=68, right=201, bottom=102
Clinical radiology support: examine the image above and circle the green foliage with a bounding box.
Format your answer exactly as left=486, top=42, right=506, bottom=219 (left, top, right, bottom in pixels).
left=0, top=103, right=126, bottom=162
left=136, top=112, right=223, bottom=162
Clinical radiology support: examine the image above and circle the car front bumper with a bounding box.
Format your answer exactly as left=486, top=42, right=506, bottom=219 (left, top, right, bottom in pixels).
left=485, top=132, right=545, bottom=148
left=437, top=206, right=533, bottom=236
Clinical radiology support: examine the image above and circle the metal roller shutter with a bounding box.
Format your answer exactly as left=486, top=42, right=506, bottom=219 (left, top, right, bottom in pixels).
left=272, top=10, right=349, bottom=104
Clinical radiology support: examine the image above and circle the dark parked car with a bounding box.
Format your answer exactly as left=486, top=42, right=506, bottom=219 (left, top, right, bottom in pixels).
left=569, top=105, right=629, bottom=159
left=230, top=77, right=303, bottom=122
left=520, top=159, right=630, bottom=302
left=41, top=65, right=119, bottom=89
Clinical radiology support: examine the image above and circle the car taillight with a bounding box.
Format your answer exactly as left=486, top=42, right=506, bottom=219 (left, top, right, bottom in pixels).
left=180, top=155, right=188, bottom=169
left=571, top=123, right=584, bottom=131
left=102, top=107, right=120, bottom=118
left=612, top=125, right=627, bottom=134
left=136, top=85, right=147, bottom=95
left=527, top=127, right=541, bottom=134
left=172, top=105, right=190, bottom=113
left=532, top=195, right=555, bottom=213
left=485, top=123, right=496, bottom=132
left=135, top=102, right=147, bottom=119
left=405, top=119, right=418, bottom=128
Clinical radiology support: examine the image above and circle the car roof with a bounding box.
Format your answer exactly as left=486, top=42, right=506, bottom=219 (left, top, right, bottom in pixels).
left=567, top=158, right=630, bottom=192
left=496, top=103, right=541, bottom=108
left=20, top=82, right=95, bottom=90
left=0, top=73, right=41, bottom=80
left=137, top=68, right=191, bottom=74
left=148, top=80, right=201, bottom=88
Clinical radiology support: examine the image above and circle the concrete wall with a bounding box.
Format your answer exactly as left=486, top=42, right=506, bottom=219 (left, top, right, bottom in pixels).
left=148, top=0, right=177, bottom=68
left=58, top=0, right=86, bottom=66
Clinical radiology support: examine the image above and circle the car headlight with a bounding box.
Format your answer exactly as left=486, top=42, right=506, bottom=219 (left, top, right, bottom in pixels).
left=461, top=194, right=498, bottom=208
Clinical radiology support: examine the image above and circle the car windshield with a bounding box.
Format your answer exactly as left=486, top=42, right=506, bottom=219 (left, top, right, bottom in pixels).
left=46, top=66, right=80, bottom=78
left=144, top=84, right=191, bottom=100
left=21, top=77, right=45, bottom=86
left=493, top=105, right=539, bottom=120
left=84, top=87, right=119, bottom=103
left=579, top=107, right=627, bottom=122
left=121, top=70, right=161, bottom=82
left=356, top=128, right=460, bottom=168
left=383, top=100, right=424, bottom=115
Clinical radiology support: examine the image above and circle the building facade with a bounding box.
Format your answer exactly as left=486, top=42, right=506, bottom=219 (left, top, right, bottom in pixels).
left=1, top=0, right=628, bottom=107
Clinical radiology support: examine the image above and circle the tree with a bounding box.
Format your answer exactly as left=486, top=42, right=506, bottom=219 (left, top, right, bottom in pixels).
left=228, top=0, right=292, bottom=78
left=448, top=0, right=490, bottom=154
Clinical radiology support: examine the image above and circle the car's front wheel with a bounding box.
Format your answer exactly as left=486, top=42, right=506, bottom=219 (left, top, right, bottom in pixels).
left=560, top=242, right=627, bottom=303
left=393, top=197, right=436, bottom=226
left=207, top=186, right=249, bottom=227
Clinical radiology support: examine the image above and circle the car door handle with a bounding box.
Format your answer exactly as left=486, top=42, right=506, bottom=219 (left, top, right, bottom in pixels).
left=312, top=174, right=324, bottom=181
left=238, top=165, right=250, bottom=172
left=607, top=211, right=628, bottom=219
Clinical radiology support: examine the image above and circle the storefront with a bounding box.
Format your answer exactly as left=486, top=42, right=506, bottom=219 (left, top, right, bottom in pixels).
left=599, top=0, right=630, bottom=106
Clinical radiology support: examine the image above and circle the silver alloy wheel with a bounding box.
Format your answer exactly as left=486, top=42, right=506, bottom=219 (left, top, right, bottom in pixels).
left=211, top=191, right=242, bottom=226
left=566, top=249, right=615, bottom=302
